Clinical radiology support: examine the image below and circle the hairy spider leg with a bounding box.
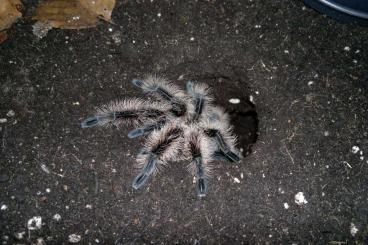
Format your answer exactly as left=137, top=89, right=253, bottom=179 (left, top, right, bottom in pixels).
left=186, top=81, right=204, bottom=121
left=194, top=157, right=208, bottom=197
left=205, top=129, right=240, bottom=163
left=186, top=130, right=212, bottom=197
left=81, top=109, right=164, bottom=128
left=132, top=78, right=187, bottom=117
left=214, top=130, right=240, bottom=162
left=81, top=99, right=167, bottom=128
left=132, top=126, right=183, bottom=189
left=128, top=118, right=167, bottom=138
left=132, top=154, right=157, bottom=189
left=81, top=113, right=116, bottom=128
left=186, top=81, right=214, bottom=122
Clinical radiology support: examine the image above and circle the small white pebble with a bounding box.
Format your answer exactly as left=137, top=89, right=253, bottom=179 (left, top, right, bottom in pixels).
left=0, top=118, right=7, bottom=123
left=53, top=214, right=61, bottom=221
left=1, top=204, right=8, bottom=211
left=240, top=173, right=244, bottom=179
left=355, top=49, right=360, bottom=54
left=344, top=46, right=350, bottom=51
left=6, top=110, right=15, bottom=117
left=351, top=146, right=360, bottom=154
left=132, top=40, right=136, bottom=44
left=323, top=131, right=329, bottom=136
left=36, top=237, right=45, bottom=245
left=254, top=25, right=261, bottom=28
left=68, top=234, right=82, bottom=243
left=308, top=81, right=314, bottom=86
left=295, top=192, right=308, bottom=205
left=190, top=37, right=195, bottom=41
left=72, top=101, right=80, bottom=106
left=262, top=173, right=265, bottom=178
left=95, top=238, right=100, bottom=243
left=233, top=177, right=240, bottom=183
left=359, top=150, right=363, bottom=156
left=85, top=204, right=92, bottom=209
left=45, top=188, right=51, bottom=193
left=360, top=156, right=364, bottom=161
left=157, top=13, right=161, bottom=17
left=283, top=203, right=289, bottom=209
left=350, top=223, right=358, bottom=236
left=15, top=231, right=26, bottom=240
left=27, top=216, right=42, bottom=230
left=278, top=187, right=285, bottom=194
left=108, top=27, right=113, bottom=32
left=284, top=50, right=289, bottom=54
left=40, top=164, right=50, bottom=174
left=255, top=91, right=259, bottom=95
left=249, top=95, right=254, bottom=102
left=229, top=98, right=240, bottom=104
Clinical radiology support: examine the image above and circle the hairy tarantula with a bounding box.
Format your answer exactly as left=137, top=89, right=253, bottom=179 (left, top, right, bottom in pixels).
left=81, top=75, right=241, bottom=197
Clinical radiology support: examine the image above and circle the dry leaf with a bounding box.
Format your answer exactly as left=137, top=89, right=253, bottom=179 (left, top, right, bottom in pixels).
left=33, top=0, right=115, bottom=30
left=0, top=0, right=23, bottom=31
left=80, top=0, right=115, bottom=21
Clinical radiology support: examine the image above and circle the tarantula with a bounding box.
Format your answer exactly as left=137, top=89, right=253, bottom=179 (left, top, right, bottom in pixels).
left=81, top=75, right=241, bottom=197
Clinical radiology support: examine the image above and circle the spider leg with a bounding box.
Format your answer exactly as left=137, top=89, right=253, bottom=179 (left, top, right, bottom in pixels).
left=193, top=157, right=208, bottom=197
left=186, top=81, right=213, bottom=121
left=185, top=130, right=214, bottom=197
left=202, top=106, right=240, bottom=163
left=132, top=123, right=183, bottom=189
left=132, top=154, right=156, bottom=189
left=213, top=131, right=240, bottom=162
left=81, top=114, right=115, bottom=128
left=81, top=98, right=169, bottom=129
left=132, top=75, right=187, bottom=117
left=127, top=118, right=167, bottom=138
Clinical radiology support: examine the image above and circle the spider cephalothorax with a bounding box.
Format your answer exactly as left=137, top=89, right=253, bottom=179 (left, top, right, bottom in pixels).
left=81, top=75, right=241, bottom=197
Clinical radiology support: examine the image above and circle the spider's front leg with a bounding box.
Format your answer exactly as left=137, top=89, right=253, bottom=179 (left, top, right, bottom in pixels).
left=81, top=98, right=169, bottom=129
left=132, top=123, right=184, bottom=189
left=202, top=107, right=241, bottom=163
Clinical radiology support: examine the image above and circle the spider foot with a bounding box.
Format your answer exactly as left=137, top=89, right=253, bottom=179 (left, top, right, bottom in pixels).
left=81, top=114, right=114, bottom=128
left=132, top=156, right=156, bottom=189
left=197, top=177, right=208, bottom=197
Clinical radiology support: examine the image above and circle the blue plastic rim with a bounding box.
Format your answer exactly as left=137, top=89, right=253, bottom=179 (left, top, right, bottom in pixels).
left=303, top=0, right=368, bottom=26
